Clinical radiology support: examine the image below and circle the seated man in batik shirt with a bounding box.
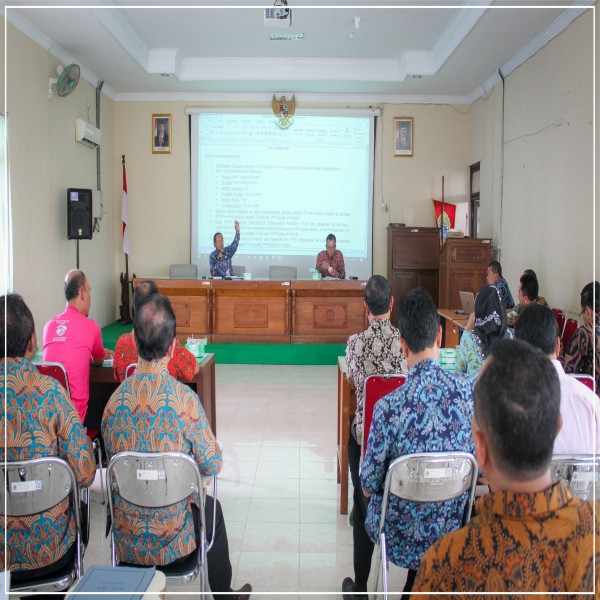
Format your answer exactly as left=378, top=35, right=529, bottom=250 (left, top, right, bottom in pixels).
left=412, top=339, right=599, bottom=596
left=1, top=293, right=95, bottom=575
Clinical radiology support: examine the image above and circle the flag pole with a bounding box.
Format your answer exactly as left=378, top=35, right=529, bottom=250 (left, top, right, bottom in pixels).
left=440, top=175, right=445, bottom=251
left=119, top=154, right=133, bottom=324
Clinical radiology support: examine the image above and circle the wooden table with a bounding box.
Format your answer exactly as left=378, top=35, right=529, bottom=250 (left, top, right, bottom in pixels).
left=137, top=278, right=368, bottom=344
left=337, top=356, right=356, bottom=515
left=211, top=280, right=290, bottom=343
left=438, top=308, right=469, bottom=349
left=291, top=280, right=367, bottom=344
left=87, top=353, right=217, bottom=435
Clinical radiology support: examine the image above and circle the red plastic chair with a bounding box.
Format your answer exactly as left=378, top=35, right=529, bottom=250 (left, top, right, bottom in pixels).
left=35, top=362, right=70, bottom=395
left=551, top=308, right=565, bottom=337
left=570, top=374, right=596, bottom=393
left=125, top=362, right=137, bottom=378
left=562, top=318, right=578, bottom=349
left=361, top=374, right=406, bottom=459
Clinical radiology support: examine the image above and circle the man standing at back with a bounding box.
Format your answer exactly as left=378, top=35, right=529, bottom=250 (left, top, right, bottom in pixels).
left=1, top=294, right=95, bottom=575
left=43, top=269, right=113, bottom=424
left=345, top=288, right=474, bottom=599
left=411, top=339, right=599, bottom=596
left=515, top=303, right=600, bottom=454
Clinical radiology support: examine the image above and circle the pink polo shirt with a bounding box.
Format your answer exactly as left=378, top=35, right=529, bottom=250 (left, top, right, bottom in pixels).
left=43, top=305, right=105, bottom=423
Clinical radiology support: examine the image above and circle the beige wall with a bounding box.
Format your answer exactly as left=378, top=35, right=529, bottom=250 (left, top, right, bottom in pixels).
left=113, top=101, right=471, bottom=285
left=4, top=7, right=596, bottom=328
left=4, top=18, right=116, bottom=335
left=470, top=9, right=595, bottom=317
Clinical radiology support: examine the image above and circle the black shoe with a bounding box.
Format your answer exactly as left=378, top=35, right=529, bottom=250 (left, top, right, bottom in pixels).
left=342, top=577, right=368, bottom=600
left=232, top=582, right=252, bottom=600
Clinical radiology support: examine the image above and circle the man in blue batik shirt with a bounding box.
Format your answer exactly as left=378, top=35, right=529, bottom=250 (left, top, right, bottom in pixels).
left=486, top=260, right=515, bottom=310
left=356, top=288, right=474, bottom=600
left=210, top=221, right=240, bottom=277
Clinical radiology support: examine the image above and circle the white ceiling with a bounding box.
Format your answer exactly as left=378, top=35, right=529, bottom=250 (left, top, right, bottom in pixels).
left=3, top=0, right=594, bottom=103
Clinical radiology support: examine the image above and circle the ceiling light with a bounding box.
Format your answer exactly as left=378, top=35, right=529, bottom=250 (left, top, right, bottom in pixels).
left=270, top=33, right=304, bottom=41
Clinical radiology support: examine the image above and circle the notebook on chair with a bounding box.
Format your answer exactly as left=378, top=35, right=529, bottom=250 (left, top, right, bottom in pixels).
left=459, top=291, right=475, bottom=315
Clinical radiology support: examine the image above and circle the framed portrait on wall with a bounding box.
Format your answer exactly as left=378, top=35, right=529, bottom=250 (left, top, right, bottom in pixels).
left=152, top=114, right=172, bottom=154
left=394, top=117, right=413, bottom=157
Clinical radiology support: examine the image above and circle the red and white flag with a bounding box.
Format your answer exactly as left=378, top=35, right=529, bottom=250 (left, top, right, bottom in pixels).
left=122, top=159, right=130, bottom=255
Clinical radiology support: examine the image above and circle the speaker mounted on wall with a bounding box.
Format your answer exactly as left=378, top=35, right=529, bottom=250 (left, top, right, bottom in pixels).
left=67, top=188, right=93, bottom=240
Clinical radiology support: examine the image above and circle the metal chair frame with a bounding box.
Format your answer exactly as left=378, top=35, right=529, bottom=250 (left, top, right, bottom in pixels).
left=1, top=456, right=84, bottom=594
left=372, top=452, right=478, bottom=599
left=268, top=265, right=298, bottom=280
left=169, top=264, right=198, bottom=279
left=361, top=374, right=406, bottom=460
left=34, top=360, right=105, bottom=504
left=106, top=451, right=217, bottom=591
left=551, top=454, right=599, bottom=502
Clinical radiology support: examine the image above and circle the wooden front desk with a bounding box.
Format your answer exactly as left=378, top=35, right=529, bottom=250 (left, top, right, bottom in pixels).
left=138, top=278, right=367, bottom=344
left=87, top=353, right=217, bottom=435
left=292, top=280, right=367, bottom=344
left=211, top=280, right=290, bottom=343
left=438, top=308, right=469, bottom=348
left=337, top=356, right=356, bottom=515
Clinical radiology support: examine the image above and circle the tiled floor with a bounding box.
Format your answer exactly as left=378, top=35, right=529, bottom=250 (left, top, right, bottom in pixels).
left=84, top=364, right=408, bottom=598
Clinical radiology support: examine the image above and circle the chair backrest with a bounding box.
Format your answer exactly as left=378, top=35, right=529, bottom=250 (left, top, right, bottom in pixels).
left=551, top=454, right=599, bottom=501
left=169, top=264, right=198, bottom=279
left=232, top=265, right=245, bottom=277
left=1, top=456, right=84, bottom=588
left=380, top=452, right=478, bottom=531
left=269, top=265, right=297, bottom=280
left=125, top=362, right=137, bottom=379
left=562, top=317, right=578, bottom=348
left=1, top=455, right=80, bottom=518
left=34, top=361, right=70, bottom=396
left=362, top=374, right=406, bottom=457
left=570, top=373, right=596, bottom=393
left=107, top=451, right=203, bottom=509
left=551, top=308, right=565, bottom=337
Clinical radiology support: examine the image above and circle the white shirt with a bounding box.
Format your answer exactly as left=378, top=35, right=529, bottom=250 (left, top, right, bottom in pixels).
left=552, top=359, right=600, bottom=454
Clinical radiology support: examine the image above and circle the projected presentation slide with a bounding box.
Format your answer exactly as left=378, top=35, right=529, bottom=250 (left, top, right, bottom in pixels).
left=191, top=112, right=374, bottom=279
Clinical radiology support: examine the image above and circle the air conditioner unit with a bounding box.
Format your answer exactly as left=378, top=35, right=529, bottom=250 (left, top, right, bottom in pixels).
left=264, top=7, right=292, bottom=27
left=75, top=118, right=101, bottom=149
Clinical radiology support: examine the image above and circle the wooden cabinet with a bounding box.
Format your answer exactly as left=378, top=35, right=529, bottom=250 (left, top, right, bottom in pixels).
left=387, top=226, right=440, bottom=325
left=438, top=238, right=492, bottom=309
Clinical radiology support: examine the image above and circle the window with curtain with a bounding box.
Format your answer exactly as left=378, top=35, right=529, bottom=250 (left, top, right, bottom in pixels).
left=0, top=112, right=12, bottom=294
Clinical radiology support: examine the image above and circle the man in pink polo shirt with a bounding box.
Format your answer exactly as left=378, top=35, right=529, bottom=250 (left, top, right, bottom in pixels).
left=43, top=269, right=114, bottom=424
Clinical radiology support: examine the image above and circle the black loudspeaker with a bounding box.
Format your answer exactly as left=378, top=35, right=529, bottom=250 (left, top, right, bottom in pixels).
left=67, top=188, right=93, bottom=240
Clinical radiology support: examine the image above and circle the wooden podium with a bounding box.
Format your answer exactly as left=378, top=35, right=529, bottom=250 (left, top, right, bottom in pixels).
left=438, top=238, right=492, bottom=309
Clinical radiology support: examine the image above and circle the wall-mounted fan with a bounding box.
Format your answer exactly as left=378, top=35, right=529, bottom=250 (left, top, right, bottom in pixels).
left=48, top=64, right=80, bottom=99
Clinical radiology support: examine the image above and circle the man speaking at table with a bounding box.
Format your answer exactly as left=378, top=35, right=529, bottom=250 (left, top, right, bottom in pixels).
left=316, top=233, right=345, bottom=278
left=210, top=221, right=240, bottom=278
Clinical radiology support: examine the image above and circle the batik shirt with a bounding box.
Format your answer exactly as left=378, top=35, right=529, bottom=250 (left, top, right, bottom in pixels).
left=412, top=481, right=599, bottom=596
left=360, top=358, right=474, bottom=571
left=564, top=314, right=600, bottom=396
left=0, top=357, right=95, bottom=571
left=455, top=329, right=513, bottom=377
left=209, top=232, right=240, bottom=277
left=113, top=331, right=197, bottom=382
left=345, top=318, right=407, bottom=442
left=315, top=249, right=346, bottom=278
left=102, top=360, right=222, bottom=566
left=494, top=277, right=515, bottom=310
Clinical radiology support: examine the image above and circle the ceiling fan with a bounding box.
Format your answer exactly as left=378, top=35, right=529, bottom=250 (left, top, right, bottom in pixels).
left=48, top=63, right=80, bottom=99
